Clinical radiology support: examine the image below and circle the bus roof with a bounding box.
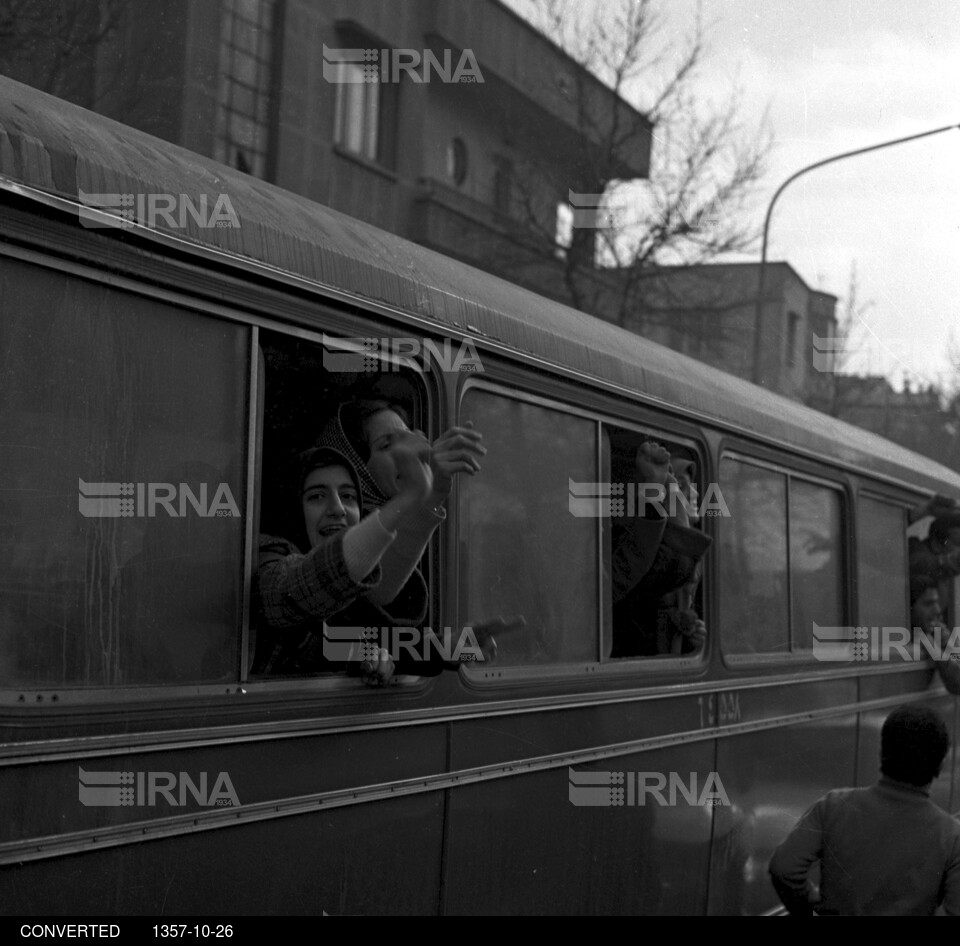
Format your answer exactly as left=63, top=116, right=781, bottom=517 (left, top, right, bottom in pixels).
left=0, top=76, right=957, bottom=494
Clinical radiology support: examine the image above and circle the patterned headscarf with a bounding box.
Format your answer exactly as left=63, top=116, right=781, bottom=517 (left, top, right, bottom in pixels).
left=313, top=402, right=390, bottom=512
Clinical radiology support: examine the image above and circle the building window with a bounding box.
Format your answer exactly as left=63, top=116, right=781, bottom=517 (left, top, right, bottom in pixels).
left=555, top=201, right=573, bottom=257
left=214, top=0, right=276, bottom=178
left=333, top=64, right=380, bottom=161
left=331, top=30, right=398, bottom=168
left=446, top=138, right=468, bottom=185
left=786, top=311, right=801, bottom=367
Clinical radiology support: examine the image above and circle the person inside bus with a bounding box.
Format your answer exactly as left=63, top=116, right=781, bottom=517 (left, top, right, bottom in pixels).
left=321, top=398, right=512, bottom=655
left=253, top=438, right=434, bottom=684
left=908, top=492, right=957, bottom=526
left=909, top=511, right=960, bottom=583
left=610, top=439, right=711, bottom=657
left=654, top=457, right=707, bottom=655
left=323, top=397, right=485, bottom=523
left=910, top=573, right=960, bottom=696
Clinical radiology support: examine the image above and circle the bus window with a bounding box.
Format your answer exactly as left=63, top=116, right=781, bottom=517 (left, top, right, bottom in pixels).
left=0, top=258, right=247, bottom=689
left=718, top=459, right=789, bottom=654
left=859, top=497, right=907, bottom=629
left=603, top=425, right=709, bottom=659
left=458, top=389, right=598, bottom=666
left=254, top=333, right=432, bottom=678
left=789, top=480, right=844, bottom=650
left=719, top=456, right=846, bottom=657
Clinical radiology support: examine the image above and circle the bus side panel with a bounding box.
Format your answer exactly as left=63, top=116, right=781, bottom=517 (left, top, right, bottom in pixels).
left=0, top=721, right=447, bottom=845
left=708, top=715, right=857, bottom=915
left=0, top=720, right=448, bottom=915
left=441, top=741, right=715, bottom=915
left=0, top=794, right=443, bottom=915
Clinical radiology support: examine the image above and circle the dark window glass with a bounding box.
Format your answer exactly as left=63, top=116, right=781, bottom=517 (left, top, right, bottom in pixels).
left=459, top=390, right=597, bottom=665
left=720, top=457, right=846, bottom=657
left=789, top=480, right=843, bottom=649
left=0, top=259, right=247, bottom=688
left=718, top=459, right=789, bottom=654
left=858, top=497, right=907, bottom=629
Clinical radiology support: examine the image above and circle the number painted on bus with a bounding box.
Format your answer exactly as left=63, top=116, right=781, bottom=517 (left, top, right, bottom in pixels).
left=698, top=692, right=742, bottom=728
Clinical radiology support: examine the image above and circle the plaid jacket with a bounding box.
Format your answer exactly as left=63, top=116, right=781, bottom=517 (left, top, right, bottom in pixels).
left=253, top=532, right=427, bottom=675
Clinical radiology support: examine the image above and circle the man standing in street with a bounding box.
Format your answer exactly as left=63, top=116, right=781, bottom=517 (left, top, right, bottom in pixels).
left=769, top=704, right=960, bottom=915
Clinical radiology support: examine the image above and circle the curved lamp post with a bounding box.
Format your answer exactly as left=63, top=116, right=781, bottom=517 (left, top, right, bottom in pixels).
left=752, top=123, right=960, bottom=384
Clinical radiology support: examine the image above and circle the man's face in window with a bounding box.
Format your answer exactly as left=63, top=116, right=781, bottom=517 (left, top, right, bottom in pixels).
left=301, top=464, right=360, bottom=549
left=911, top=588, right=942, bottom=636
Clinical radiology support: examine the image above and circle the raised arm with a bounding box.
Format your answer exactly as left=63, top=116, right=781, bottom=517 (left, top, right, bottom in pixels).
left=368, top=423, right=485, bottom=605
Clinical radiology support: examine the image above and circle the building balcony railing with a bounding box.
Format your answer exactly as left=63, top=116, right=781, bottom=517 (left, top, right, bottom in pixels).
left=410, top=176, right=573, bottom=302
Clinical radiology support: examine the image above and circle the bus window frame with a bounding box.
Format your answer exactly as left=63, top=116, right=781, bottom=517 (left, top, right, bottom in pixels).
left=597, top=415, right=711, bottom=669
left=245, top=322, right=447, bottom=695
left=718, top=448, right=850, bottom=669
left=856, top=488, right=911, bottom=641
left=0, top=237, right=457, bottom=707
left=0, top=244, right=256, bottom=707
left=455, top=375, right=712, bottom=687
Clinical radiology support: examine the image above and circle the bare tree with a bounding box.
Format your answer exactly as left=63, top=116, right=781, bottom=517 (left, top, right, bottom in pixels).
left=0, top=0, right=129, bottom=107
left=496, top=0, right=771, bottom=329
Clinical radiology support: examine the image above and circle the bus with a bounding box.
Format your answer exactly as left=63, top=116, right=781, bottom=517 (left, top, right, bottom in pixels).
left=1, top=75, right=958, bottom=916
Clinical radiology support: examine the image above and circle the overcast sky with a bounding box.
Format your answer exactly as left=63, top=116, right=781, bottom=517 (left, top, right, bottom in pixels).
left=509, top=0, right=960, bottom=391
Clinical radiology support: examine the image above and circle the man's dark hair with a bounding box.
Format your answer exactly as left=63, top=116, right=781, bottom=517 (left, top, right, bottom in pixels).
left=880, top=704, right=949, bottom=786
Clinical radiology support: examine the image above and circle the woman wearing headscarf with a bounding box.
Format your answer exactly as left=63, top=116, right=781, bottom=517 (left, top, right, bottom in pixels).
left=319, top=399, right=486, bottom=609
left=253, top=437, right=434, bottom=682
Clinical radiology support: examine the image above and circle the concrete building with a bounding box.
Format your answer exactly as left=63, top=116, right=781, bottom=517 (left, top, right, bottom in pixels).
left=20, top=0, right=649, bottom=273
left=0, top=0, right=834, bottom=405
left=832, top=376, right=951, bottom=465
left=620, top=262, right=837, bottom=405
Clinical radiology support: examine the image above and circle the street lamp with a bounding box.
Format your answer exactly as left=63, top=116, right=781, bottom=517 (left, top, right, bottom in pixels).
left=752, top=123, right=960, bottom=385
